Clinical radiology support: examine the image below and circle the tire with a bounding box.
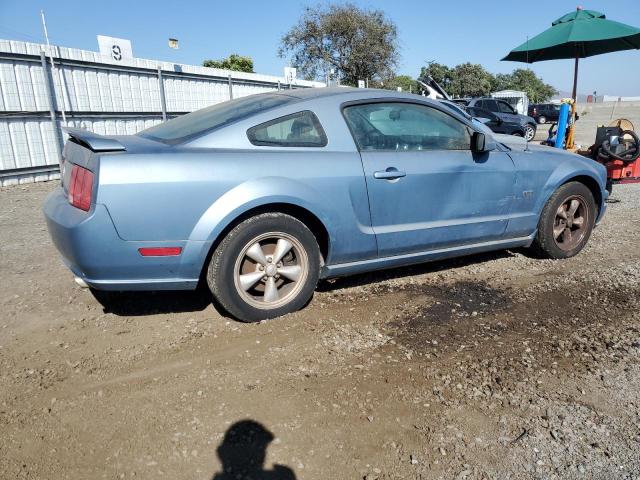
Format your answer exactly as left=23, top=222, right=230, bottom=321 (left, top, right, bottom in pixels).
left=530, top=182, right=596, bottom=259
left=524, top=123, right=536, bottom=142
left=207, top=213, right=320, bottom=322
left=537, top=116, right=546, bottom=124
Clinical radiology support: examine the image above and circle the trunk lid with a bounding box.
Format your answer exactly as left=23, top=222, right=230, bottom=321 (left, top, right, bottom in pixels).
left=60, top=128, right=168, bottom=194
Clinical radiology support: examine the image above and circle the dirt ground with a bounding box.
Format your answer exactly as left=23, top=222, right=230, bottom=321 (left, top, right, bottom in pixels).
left=1, top=181, right=639, bottom=480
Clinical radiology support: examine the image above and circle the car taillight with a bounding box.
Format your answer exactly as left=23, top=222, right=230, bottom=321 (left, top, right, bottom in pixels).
left=68, top=164, right=94, bottom=211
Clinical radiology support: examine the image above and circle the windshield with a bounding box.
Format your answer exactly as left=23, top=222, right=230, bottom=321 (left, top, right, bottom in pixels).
left=438, top=101, right=472, bottom=120
left=139, top=93, right=297, bottom=144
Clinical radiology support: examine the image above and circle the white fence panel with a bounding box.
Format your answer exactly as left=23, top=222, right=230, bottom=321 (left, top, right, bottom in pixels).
left=0, top=39, right=324, bottom=176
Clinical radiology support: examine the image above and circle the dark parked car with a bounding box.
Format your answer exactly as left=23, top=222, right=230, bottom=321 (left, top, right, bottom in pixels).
left=529, top=103, right=560, bottom=124
left=529, top=103, right=578, bottom=125
left=467, top=97, right=537, bottom=141
left=465, top=107, right=526, bottom=137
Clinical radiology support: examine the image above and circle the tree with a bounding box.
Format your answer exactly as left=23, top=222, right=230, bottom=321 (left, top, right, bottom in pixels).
left=203, top=54, right=254, bottom=73
left=490, top=73, right=513, bottom=92
left=418, top=61, right=453, bottom=91
left=375, top=75, right=419, bottom=93
left=505, top=68, right=557, bottom=103
left=449, top=63, right=493, bottom=98
left=418, top=61, right=558, bottom=102
left=278, top=3, right=400, bottom=86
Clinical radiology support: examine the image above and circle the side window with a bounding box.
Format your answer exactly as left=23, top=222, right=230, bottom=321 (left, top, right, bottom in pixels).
left=483, top=100, right=499, bottom=112
left=343, top=102, right=471, bottom=151
left=497, top=101, right=515, bottom=114
left=247, top=110, right=327, bottom=147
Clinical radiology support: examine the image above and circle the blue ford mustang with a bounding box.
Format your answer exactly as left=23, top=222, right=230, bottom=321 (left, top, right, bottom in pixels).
left=44, top=88, right=607, bottom=321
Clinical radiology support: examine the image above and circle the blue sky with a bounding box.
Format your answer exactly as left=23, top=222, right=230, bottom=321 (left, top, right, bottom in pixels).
left=1, top=0, right=639, bottom=95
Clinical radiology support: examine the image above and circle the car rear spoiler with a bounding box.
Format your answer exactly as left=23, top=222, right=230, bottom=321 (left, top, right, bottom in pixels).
left=63, top=127, right=126, bottom=152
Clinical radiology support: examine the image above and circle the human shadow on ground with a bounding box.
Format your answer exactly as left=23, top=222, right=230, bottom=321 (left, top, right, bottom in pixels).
left=211, top=420, right=296, bottom=480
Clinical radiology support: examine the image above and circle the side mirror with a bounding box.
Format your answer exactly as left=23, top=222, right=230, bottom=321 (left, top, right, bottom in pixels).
left=472, top=132, right=496, bottom=153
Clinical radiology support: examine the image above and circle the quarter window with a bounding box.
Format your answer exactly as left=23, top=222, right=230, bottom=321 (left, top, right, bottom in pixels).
left=247, top=111, right=327, bottom=147
left=343, top=102, right=471, bottom=151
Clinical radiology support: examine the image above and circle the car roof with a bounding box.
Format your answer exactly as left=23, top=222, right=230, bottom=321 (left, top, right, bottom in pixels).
left=265, top=87, right=461, bottom=118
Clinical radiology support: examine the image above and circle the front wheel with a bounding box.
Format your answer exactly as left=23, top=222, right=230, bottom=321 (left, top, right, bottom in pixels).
left=537, top=116, right=547, bottom=124
left=207, top=213, right=320, bottom=322
left=530, top=182, right=596, bottom=259
left=524, top=123, right=536, bottom=141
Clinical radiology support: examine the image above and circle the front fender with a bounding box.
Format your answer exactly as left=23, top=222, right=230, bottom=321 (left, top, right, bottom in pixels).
left=535, top=161, right=607, bottom=221
left=507, top=149, right=607, bottom=238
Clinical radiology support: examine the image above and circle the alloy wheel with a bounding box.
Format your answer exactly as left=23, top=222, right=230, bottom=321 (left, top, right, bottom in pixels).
left=553, top=195, right=589, bottom=251
left=524, top=124, right=535, bottom=141
left=233, top=232, right=309, bottom=310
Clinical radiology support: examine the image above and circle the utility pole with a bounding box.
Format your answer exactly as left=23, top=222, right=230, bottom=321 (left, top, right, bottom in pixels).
left=40, top=10, right=67, bottom=124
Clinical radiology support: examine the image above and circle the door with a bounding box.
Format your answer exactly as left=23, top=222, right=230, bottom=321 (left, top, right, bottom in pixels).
left=343, top=101, right=516, bottom=257
left=467, top=107, right=507, bottom=134
left=496, top=100, right=523, bottom=124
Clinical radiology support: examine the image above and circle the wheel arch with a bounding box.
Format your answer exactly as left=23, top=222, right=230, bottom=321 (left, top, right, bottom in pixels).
left=535, top=170, right=606, bottom=225
left=198, top=202, right=331, bottom=283
left=560, top=174, right=603, bottom=217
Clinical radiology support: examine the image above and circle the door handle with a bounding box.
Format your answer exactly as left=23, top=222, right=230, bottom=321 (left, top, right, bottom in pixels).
left=373, top=168, right=406, bottom=180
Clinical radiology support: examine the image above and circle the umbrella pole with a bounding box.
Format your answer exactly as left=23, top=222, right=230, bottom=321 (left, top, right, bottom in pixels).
left=571, top=51, right=579, bottom=101
left=567, top=51, right=579, bottom=149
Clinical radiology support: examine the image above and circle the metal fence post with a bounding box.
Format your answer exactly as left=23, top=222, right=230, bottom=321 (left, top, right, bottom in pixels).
left=157, top=66, right=167, bottom=121
left=40, top=50, right=63, bottom=165
left=228, top=74, right=233, bottom=100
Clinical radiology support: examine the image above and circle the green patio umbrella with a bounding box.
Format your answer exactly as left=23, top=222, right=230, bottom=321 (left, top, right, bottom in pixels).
left=502, top=8, right=640, bottom=101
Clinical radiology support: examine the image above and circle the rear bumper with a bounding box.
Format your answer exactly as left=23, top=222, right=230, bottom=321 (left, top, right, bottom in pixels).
left=43, top=187, right=206, bottom=290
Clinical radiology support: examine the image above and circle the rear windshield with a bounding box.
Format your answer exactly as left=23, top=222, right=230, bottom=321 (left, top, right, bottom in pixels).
left=139, top=93, right=296, bottom=144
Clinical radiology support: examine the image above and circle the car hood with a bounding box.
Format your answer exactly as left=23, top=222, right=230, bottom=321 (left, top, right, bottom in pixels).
left=494, top=134, right=528, bottom=150
left=496, top=136, right=572, bottom=156
left=498, top=134, right=597, bottom=159
left=504, top=138, right=608, bottom=188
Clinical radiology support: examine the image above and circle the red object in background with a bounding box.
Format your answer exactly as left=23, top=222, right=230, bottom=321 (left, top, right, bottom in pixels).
left=605, top=157, right=640, bottom=184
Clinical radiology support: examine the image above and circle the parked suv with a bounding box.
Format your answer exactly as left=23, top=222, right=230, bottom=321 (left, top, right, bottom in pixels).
left=465, top=107, right=526, bottom=137
left=528, top=103, right=578, bottom=125
left=467, top=97, right=537, bottom=141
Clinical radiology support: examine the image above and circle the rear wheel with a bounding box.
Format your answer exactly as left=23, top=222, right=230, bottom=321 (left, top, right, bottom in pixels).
left=537, top=115, right=547, bottom=124
left=530, top=182, right=596, bottom=259
left=207, top=213, right=320, bottom=322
